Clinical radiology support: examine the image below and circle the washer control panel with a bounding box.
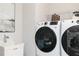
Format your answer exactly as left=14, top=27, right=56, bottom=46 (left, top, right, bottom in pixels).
left=50, top=22, right=58, bottom=25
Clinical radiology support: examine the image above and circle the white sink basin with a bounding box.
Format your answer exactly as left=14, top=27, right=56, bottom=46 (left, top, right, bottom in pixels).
left=0, top=33, right=24, bottom=56
left=0, top=41, right=15, bottom=47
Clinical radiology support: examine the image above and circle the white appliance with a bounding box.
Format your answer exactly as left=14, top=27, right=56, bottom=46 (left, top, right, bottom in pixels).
left=35, top=21, right=60, bottom=56
left=61, top=19, right=79, bottom=56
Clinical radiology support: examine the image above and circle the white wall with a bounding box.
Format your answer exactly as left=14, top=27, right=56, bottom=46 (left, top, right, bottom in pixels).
left=23, top=3, right=36, bottom=56
left=35, top=3, right=50, bottom=22
left=35, top=3, right=79, bottom=22
left=48, top=3, right=79, bottom=20
left=15, top=4, right=23, bottom=44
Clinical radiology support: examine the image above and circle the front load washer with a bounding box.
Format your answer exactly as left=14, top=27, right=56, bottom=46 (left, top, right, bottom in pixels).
left=35, top=21, right=60, bottom=56
left=61, top=19, right=79, bottom=56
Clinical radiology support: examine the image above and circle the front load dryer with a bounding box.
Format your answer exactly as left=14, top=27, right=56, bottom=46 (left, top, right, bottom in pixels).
left=35, top=21, right=60, bottom=56
left=61, top=19, right=79, bottom=56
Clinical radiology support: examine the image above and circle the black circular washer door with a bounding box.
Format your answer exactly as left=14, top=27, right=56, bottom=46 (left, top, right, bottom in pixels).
left=62, top=25, right=79, bottom=56
left=35, top=27, right=57, bottom=53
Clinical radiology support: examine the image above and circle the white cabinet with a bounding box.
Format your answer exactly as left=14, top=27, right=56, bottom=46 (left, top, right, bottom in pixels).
left=5, top=43, right=24, bottom=56
left=0, top=3, right=14, bottom=19
left=0, top=43, right=24, bottom=56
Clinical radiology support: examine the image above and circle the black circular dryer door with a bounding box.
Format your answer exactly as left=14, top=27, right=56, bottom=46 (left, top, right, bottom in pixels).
left=35, top=27, right=57, bottom=53
left=62, top=25, right=79, bottom=56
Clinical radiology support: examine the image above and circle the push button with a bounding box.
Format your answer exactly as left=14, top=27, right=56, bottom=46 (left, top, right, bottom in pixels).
left=44, top=22, right=47, bottom=25
left=76, top=20, right=79, bottom=24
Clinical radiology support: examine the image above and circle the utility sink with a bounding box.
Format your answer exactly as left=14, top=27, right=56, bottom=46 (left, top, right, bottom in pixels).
left=0, top=33, right=24, bottom=56
left=0, top=41, right=15, bottom=47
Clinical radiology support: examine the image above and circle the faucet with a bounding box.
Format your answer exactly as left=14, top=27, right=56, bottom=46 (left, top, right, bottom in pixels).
left=3, top=35, right=9, bottom=43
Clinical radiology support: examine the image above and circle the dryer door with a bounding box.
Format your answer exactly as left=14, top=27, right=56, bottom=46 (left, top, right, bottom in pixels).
left=35, top=27, right=57, bottom=53
left=62, top=25, right=79, bottom=56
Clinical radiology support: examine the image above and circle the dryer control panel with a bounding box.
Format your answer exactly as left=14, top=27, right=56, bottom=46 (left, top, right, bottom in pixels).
left=44, top=22, right=58, bottom=25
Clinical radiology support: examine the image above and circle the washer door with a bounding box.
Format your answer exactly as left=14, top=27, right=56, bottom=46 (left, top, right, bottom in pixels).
left=35, top=27, right=57, bottom=53
left=62, top=25, right=79, bottom=56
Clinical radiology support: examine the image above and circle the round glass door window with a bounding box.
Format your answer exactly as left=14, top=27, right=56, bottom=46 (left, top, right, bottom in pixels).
left=62, top=25, right=79, bottom=56
left=35, top=27, right=57, bottom=52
